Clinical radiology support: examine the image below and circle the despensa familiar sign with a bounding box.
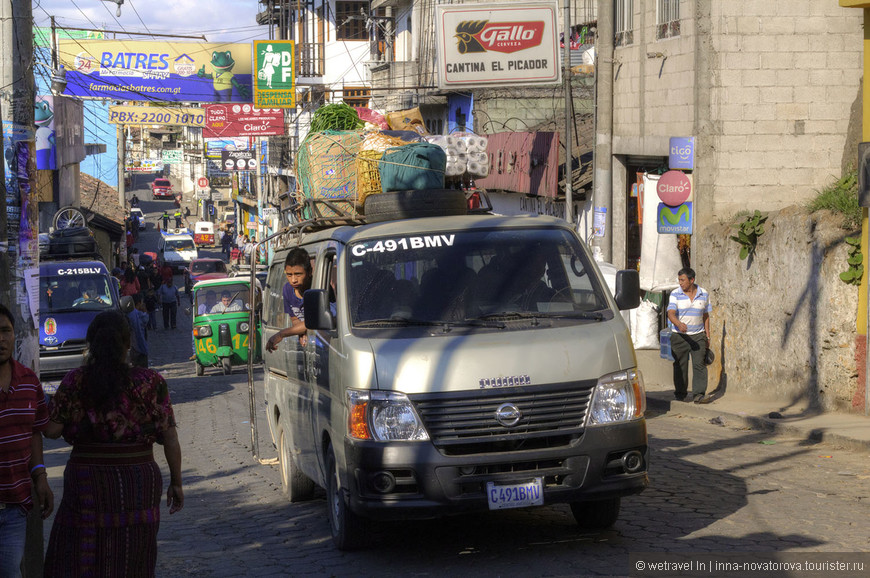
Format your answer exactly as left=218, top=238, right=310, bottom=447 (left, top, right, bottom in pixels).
left=436, top=2, right=560, bottom=89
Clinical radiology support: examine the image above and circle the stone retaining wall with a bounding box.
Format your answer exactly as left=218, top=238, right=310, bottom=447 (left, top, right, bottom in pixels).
left=695, top=206, right=859, bottom=412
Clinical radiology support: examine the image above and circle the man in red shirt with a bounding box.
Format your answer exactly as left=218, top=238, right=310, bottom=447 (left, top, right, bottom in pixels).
left=0, top=303, right=53, bottom=575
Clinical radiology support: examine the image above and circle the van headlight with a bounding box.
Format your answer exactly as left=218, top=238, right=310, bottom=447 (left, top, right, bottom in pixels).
left=238, top=321, right=250, bottom=333
left=587, top=369, right=646, bottom=425
left=347, top=390, right=429, bottom=442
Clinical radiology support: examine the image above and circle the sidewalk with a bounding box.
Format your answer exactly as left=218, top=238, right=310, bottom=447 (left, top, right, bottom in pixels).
left=637, top=349, right=870, bottom=453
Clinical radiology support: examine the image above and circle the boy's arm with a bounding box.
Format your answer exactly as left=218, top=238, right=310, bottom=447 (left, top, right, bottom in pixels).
left=265, top=317, right=306, bottom=351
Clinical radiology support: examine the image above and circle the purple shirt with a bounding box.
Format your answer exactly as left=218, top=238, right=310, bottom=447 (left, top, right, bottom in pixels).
left=282, top=282, right=304, bottom=322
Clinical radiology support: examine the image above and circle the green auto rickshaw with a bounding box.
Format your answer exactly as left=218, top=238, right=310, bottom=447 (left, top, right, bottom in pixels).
left=191, top=278, right=261, bottom=375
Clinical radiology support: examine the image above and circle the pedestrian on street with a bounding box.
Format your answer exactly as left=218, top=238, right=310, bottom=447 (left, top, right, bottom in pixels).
left=128, top=293, right=150, bottom=368
left=667, top=267, right=713, bottom=404
left=157, top=276, right=181, bottom=330
left=160, top=262, right=173, bottom=285
left=243, top=236, right=254, bottom=265
left=161, top=210, right=170, bottom=231
left=221, top=229, right=232, bottom=260
left=43, top=311, right=183, bottom=577
left=0, top=303, right=53, bottom=577
left=121, top=268, right=141, bottom=298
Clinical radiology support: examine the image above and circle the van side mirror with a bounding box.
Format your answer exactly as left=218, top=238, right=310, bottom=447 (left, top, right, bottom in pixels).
left=303, top=289, right=335, bottom=331
left=614, top=270, right=640, bottom=310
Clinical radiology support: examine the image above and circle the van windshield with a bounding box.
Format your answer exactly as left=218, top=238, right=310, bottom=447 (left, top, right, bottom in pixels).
left=167, top=238, right=195, bottom=251
left=346, top=228, right=610, bottom=326
left=41, top=274, right=115, bottom=313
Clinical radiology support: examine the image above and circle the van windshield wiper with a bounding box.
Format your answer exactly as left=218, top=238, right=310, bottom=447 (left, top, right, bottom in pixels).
left=355, top=318, right=506, bottom=329
left=474, top=310, right=609, bottom=321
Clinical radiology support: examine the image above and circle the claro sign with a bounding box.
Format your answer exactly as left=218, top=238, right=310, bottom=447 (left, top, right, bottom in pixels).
left=436, top=3, right=560, bottom=88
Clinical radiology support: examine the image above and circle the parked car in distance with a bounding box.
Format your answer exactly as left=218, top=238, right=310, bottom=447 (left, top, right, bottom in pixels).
left=184, top=257, right=229, bottom=292
left=151, top=178, right=173, bottom=199
left=130, top=207, right=146, bottom=230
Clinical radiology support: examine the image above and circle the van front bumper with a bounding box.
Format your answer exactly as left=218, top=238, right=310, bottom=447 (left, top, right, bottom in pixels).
left=342, top=419, right=648, bottom=520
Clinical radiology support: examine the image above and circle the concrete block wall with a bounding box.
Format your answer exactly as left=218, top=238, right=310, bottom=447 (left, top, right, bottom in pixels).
left=708, top=1, right=861, bottom=220
left=609, top=0, right=862, bottom=223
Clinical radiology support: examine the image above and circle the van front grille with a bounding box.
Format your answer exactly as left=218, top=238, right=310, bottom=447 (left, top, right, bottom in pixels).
left=411, top=381, right=596, bottom=456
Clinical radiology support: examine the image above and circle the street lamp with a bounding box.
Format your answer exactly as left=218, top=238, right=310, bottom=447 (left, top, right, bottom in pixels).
left=101, top=0, right=124, bottom=18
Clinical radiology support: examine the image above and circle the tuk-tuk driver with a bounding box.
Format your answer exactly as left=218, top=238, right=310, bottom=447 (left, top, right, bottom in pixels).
left=197, top=291, right=217, bottom=315
left=265, top=248, right=311, bottom=351
left=210, top=290, right=244, bottom=314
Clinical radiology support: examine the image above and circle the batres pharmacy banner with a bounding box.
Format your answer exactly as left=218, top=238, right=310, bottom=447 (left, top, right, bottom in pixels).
left=435, top=2, right=560, bottom=89
left=58, top=40, right=253, bottom=103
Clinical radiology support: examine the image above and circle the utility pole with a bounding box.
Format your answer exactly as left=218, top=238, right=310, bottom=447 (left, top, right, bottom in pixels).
left=117, top=124, right=126, bottom=207
left=592, top=0, right=614, bottom=262
left=1, top=2, right=44, bottom=575
left=563, top=0, right=574, bottom=224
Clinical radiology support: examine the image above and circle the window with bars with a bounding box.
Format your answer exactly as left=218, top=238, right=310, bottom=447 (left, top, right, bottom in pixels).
left=343, top=86, right=371, bottom=108
left=336, top=1, right=369, bottom=41
left=614, top=0, right=634, bottom=47
left=656, top=0, right=680, bottom=40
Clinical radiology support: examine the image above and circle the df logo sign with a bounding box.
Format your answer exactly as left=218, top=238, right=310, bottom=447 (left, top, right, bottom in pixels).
left=657, top=202, right=693, bottom=234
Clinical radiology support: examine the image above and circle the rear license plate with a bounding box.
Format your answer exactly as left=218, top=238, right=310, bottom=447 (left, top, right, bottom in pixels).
left=486, top=478, right=544, bottom=510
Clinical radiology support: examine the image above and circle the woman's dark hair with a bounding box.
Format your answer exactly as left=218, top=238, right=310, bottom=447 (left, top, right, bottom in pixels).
left=83, top=311, right=132, bottom=411
left=124, top=268, right=137, bottom=284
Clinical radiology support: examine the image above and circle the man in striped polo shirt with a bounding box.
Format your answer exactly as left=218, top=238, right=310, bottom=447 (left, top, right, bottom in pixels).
left=0, top=303, right=53, bottom=576
left=666, top=268, right=714, bottom=404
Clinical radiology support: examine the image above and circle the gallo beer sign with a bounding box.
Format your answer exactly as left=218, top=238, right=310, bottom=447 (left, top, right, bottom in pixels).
left=435, top=2, right=560, bottom=88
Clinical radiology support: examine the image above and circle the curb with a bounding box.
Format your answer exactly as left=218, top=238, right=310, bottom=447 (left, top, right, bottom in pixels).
left=646, top=393, right=870, bottom=454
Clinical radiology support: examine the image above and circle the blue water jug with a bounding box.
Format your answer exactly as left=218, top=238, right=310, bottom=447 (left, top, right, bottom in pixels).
left=659, top=328, right=674, bottom=361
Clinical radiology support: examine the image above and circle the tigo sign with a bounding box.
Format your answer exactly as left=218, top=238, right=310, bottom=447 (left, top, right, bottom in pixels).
left=669, top=136, right=695, bottom=170
left=436, top=2, right=560, bottom=88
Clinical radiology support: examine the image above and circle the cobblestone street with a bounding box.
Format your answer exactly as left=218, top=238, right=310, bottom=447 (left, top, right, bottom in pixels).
left=40, top=304, right=870, bottom=576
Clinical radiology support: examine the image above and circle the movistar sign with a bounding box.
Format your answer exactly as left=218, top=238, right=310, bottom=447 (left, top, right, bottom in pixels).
left=657, top=202, right=693, bottom=235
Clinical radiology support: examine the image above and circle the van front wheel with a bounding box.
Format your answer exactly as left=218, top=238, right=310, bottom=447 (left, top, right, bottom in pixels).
left=326, top=446, right=368, bottom=550
left=570, top=497, right=621, bottom=530
left=278, top=428, right=314, bottom=502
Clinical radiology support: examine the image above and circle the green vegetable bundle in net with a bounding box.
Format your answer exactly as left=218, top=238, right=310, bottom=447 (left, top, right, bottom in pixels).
left=310, top=103, right=365, bottom=133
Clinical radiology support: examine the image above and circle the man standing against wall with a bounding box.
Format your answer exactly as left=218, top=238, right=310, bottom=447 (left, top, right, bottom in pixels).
left=667, top=268, right=714, bottom=404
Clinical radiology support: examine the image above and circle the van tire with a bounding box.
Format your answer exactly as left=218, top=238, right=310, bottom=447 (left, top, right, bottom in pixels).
left=570, top=497, right=621, bottom=530
left=278, top=428, right=315, bottom=502
left=326, top=445, right=368, bottom=550
left=363, top=189, right=467, bottom=223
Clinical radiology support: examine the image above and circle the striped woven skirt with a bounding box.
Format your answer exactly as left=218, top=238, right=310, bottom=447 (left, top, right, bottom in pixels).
left=44, top=443, right=162, bottom=578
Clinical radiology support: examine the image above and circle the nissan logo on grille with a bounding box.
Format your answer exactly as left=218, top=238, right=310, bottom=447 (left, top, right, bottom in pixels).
left=479, top=374, right=530, bottom=389
left=495, top=403, right=522, bottom=428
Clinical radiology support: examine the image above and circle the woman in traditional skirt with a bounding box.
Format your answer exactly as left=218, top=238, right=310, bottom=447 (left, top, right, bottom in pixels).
left=44, top=311, right=184, bottom=577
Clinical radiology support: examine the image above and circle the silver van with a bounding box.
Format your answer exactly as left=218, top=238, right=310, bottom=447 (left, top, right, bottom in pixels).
left=262, top=210, right=646, bottom=549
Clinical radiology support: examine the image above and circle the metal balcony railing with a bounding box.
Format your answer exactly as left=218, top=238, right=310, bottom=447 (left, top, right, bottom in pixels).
left=296, top=43, right=324, bottom=78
